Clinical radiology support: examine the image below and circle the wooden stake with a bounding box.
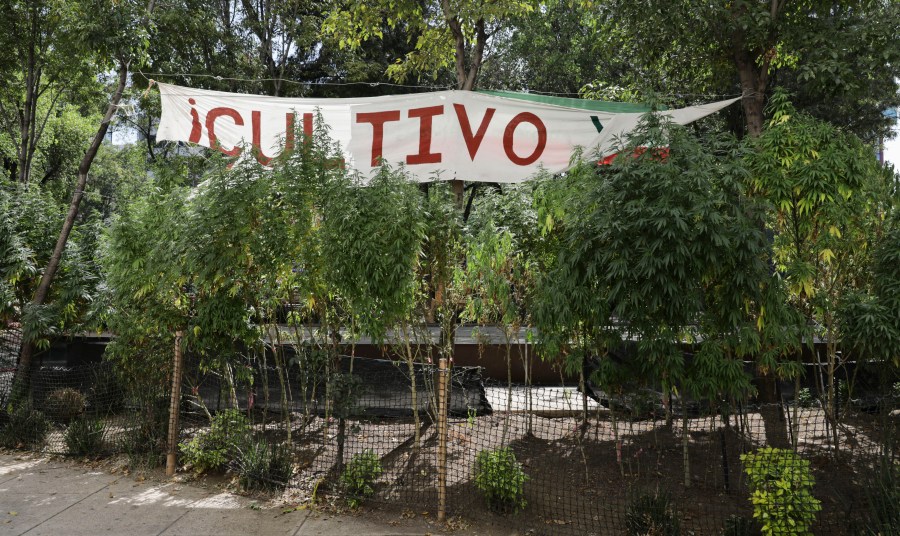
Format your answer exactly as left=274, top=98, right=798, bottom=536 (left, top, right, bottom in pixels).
left=436, top=357, right=449, bottom=521
left=166, top=330, right=184, bottom=477
left=450, top=179, right=464, bottom=209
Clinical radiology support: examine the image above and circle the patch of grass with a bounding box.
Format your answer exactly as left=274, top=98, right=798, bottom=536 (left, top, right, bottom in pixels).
left=235, top=438, right=293, bottom=492
left=625, top=491, right=681, bottom=536
left=65, top=417, right=105, bottom=456
left=0, top=404, right=49, bottom=449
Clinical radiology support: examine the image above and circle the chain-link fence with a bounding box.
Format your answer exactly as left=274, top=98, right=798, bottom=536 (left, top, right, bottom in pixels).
left=1, top=340, right=898, bottom=535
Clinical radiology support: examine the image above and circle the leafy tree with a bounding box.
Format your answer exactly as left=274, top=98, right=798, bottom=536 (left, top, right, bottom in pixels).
left=0, top=183, right=99, bottom=354
left=535, top=110, right=797, bottom=478
left=0, top=0, right=101, bottom=183
left=320, top=165, right=427, bottom=451
left=747, top=91, right=896, bottom=453
left=589, top=0, right=900, bottom=140
left=12, top=0, right=157, bottom=397
left=322, top=0, right=536, bottom=89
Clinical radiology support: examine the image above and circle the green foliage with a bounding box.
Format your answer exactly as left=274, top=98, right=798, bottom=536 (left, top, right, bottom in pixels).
left=588, top=0, right=900, bottom=141
left=121, top=395, right=169, bottom=467
left=319, top=165, right=426, bottom=342
left=340, top=450, right=384, bottom=508
left=87, top=365, right=124, bottom=415
left=864, top=462, right=899, bottom=536
left=474, top=447, right=528, bottom=513
left=624, top=491, right=681, bottom=536
left=534, top=110, right=780, bottom=398
left=322, top=0, right=535, bottom=87
left=235, top=438, right=293, bottom=492
left=841, top=200, right=900, bottom=368
left=65, top=417, right=105, bottom=456
left=44, top=388, right=86, bottom=424
left=0, top=184, right=100, bottom=348
left=722, top=515, right=755, bottom=536
left=0, top=404, right=49, bottom=449
left=796, top=388, right=815, bottom=409
left=179, top=409, right=251, bottom=474
left=741, top=447, right=821, bottom=536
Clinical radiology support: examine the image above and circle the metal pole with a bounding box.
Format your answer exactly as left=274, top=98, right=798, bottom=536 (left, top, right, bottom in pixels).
left=436, top=357, right=449, bottom=521
left=166, top=330, right=184, bottom=477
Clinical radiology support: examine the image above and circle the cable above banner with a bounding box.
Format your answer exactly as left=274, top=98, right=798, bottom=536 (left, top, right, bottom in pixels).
left=156, top=83, right=740, bottom=183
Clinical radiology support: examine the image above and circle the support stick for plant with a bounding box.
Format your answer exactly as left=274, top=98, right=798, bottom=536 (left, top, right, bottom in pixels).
left=682, top=409, right=690, bottom=488
left=436, top=356, right=449, bottom=522
left=166, top=330, right=184, bottom=477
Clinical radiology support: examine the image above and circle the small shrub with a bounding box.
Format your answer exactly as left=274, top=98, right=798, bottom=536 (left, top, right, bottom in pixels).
left=796, top=388, right=815, bottom=408
left=340, top=450, right=383, bottom=508
left=474, top=447, right=528, bottom=513
left=0, top=404, right=49, bottom=448
left=121, top=395, right=170, bottom=468
left=722, top=515, right=755, bottom=536
left=65, top=417, right=105, bottom=456
left=624, top=491, right=681, bottom=536
left=741, top=447, right=821, bottom=536
left=864, top=462, right=899, bottom=535
left=180, top=409, right=250, bottom=474
left=44, top=388, right=86, bottom=423
left=235, top=438, right=293, bottom=491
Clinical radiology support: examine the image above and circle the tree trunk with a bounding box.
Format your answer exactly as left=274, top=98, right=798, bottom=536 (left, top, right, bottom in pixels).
left=734, top=50, right=767, bottom=138
left=14, top=61, right=129, bottom=399
left=17, top=30, right=37, bottom=183
left=757, top=374, right=790, bottom=448
left=682, top=411, right=691, bottom=488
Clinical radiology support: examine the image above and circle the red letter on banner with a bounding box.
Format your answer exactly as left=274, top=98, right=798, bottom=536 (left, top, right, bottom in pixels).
left=503, top=112, right=547, bottom=166
left=453, top=104, right=495, bottom=160
left=251, top=111, right=275, bottom=165
left=284, top=112, right=296, bottom=153
left=406, top=105, right=443, bottom=164
left=206, top=107, right=244, bottom=157
left=356, top=110, right=401, bottom=166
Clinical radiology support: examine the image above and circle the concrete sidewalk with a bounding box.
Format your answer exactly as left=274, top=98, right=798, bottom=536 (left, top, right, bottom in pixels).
left=0, top=453, right=451, bottom=536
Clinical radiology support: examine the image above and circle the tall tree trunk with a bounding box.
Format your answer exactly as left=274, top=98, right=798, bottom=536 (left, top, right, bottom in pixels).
left=14, top=61, right=130, bottom=399
left=734, top=50, right=767, bottom=138
left=17, top=30, right=37, bottom=183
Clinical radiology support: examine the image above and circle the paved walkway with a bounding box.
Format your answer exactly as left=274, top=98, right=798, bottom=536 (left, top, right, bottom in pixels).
left=0, top=453, right=460, bottom=536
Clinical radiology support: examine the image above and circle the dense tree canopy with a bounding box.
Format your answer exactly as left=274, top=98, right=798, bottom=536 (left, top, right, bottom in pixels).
left=0, top=0, right=897, bottom=428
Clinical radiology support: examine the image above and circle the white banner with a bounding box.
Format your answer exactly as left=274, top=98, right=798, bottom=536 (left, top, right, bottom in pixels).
left=156, top=83, right=739, bottom=183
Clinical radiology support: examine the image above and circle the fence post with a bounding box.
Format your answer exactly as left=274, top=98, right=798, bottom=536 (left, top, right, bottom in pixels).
left=436, top=356, right=449, bottom=521
left=166, top=330, right=184, bottom=477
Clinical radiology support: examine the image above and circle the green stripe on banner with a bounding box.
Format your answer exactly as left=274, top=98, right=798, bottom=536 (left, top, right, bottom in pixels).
left=477, top=90, right=661, bottom=113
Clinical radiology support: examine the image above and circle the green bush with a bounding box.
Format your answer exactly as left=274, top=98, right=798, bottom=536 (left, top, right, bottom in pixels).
left=741, top=447, right=821, bottom=536
left=474, top=447, right=528, bottom=513
left=340, top=450, right=383, bottom=508
left=44, top=388, right=86, bottom=423
left=121, top=395, right=170, bottom=468
left=0, top=404, right=49, bottom=448
left=65, top=417, right=105, bottom=456
left=722, top=515, right=755, bottom=536
left=180, top=409, right=250, bottom=474
left=235, top=438, right=293, bottom=492
left=864, top=462, right=899, bottom=535
left=796, top=388, right=815, bottom=408
left=624, top=491, right=681, bottom=536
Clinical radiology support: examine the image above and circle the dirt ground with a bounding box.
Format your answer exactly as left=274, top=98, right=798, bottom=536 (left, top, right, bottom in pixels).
left=18, top=399, right=895, bottom=536
left=272, top=406, right=893, bottom=536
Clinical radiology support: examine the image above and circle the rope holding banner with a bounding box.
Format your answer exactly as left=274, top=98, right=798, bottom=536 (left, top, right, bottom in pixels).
left=141, top=79, right=157, bottom=99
